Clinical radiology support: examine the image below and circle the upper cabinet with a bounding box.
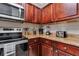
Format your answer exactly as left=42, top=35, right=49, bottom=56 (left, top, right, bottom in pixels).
left=24, top=3, right=79, bottom=24
left=41, top=4, right=55, bottom=24
left=55, top=3, right=78, bottom=21
left=24, top=4, right=41, bottom=24
left=24, top=4, right=34, bottom=23
left=33, top=7, right=41, bottom=23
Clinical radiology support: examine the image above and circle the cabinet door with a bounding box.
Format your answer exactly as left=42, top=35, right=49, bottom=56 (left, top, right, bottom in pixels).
left=33, top=7, right=41, bottom=24
left=58, top=50, right=72, bottom=56
left=41, top=4, right=55, bottom=24
left=54, top=49, right=72, bottom=56
left=28, top=43, right=39, bottom=56
left=55, top=3, right=77, bottom=21
left=24, top=4, right=34, bottom=22
left=41, top=43, right=54, bottom=56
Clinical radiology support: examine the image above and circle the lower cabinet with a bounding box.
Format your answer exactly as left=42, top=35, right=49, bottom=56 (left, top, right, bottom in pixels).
left=54, top=49, right=72, bottom=56
left=28, top=38, right=53, bottom=56
left=41, top=43, right=54, bottom=56
left=28, top=43, right=39, bottom=56
left=57, top=50, right=72, bottom=56
left=28, top=37, right=79, bottom=56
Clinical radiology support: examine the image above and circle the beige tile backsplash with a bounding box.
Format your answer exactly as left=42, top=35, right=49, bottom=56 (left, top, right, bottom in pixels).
left=23, top=18, right=79, bottom=38
left=0, top=20, right=23, bottom=28
left=42, top=18, right=79, bottom=35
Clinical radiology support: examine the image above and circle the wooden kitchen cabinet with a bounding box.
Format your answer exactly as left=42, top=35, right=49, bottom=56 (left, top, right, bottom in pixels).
left=33, top=7, right=41, bottom=24
left=40, top=38, right=54, bottom=56
left=28, top=38, right=54, bottom=56
left=28, top=43, right=39, bottom=56
left=41, top=43, right=54, bottom=56
left=58, top=50, right=71, bottom=56
left=24, top=3, right=79, bottom=24
left=24, top=4, right=34, bottom=23
left=28, top=38, right=40, bottom=56
left=41, top=4, right=55, bottom=24
left=55, top=3, right=78, bottom=21
left=55, top=41, right=79, bottom=56
left=24, top=4, right=41, bottom=24
left=28, top=37, right=79, bottom=56
left=54, top=49, right=72, bottom=56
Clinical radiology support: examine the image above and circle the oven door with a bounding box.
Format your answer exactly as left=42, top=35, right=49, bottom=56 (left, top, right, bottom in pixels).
left=16, top=43, right=28, bottom=56
left=4, top=43, right=16, bottom=56
left=0, top=48, right=4, bottom=56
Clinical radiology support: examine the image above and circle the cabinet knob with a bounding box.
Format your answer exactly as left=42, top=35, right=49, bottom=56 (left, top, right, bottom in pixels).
left=55, top=50, right=58, bottom=53
left=34, top=40, right=36, bottom=42
left=46, top=41, right=48, bottom=43
left=63, top=47, right=67, bottom=50
left=29, top=46, right=31, bottom=49
left=51, top=48, right=53, bottom=50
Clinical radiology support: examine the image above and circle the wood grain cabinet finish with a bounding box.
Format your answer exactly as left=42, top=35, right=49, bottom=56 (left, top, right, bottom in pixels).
left=28, top=38, right=54, bottom=56
left=28, top=43, right=39, bottom=56
left=55, top=3, right=78, bottom=21
left=55, top=41, right=79, bottom=56
left=28, top=38, right=38, bottom=45
left=28, top=38, right=40, bottom=56
left=33, top=7, right=41, bottom=23
left=24, top=3, right=79, bottom=24
left=66, top=44, right=79, bottom=56
left=24, top=4, right=34, bottom=22
left=28, top=38, right=79, bottom=56
left=41, top=4, right=55, bottom=24
left=41, top=43, right=54, bottom=56
left=54, top=49, right=72, bottom=56
left=24, top=4, right=41, bottom=23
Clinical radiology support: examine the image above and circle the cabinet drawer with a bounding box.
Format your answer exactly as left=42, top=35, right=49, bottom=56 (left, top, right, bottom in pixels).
left=56, top=42, right=68, bottom=51
left=67, top=45, right=79, bottom=56
left=56, top=42, right=79, bottom=56
left=41, top=39, right=52, bottom=46
left=28, top=39, right=38, bottom=44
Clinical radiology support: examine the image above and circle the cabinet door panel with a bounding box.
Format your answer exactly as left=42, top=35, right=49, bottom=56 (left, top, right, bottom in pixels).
left=41, top=43, right=54, bottom=56
left=25, top=4, right=34, bottom=22
left=54, top=49, right=72, bottom=56
left=55, top=3, right=77, bottom=21
left=42, top=4, right=54, bottom=24
left=34, top=7, right=41, bottom=23
left=67, top=45, right=79, bottom=56
left=58, top=50, right=72, bottom=56
left=28, top=43, right=39, bottom=56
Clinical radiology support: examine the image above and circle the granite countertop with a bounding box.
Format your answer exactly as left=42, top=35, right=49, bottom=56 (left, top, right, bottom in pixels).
left=26, top=34, right=79, bottom=47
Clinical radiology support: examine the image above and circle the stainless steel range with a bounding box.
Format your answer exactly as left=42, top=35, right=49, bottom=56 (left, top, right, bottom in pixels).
left=0, top=28, right=23, bottom=43
left=0, top=27, right=24, bottom=56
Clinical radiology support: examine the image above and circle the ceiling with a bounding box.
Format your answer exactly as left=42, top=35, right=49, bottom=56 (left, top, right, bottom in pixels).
left=31, top=3, right=49, bottom=8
